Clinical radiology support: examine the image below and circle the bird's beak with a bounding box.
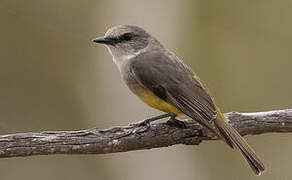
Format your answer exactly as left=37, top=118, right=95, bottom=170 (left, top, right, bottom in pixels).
left=92, top=36, right=111, bottom=45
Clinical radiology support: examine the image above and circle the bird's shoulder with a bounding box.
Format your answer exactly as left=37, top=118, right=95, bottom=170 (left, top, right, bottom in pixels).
left=129, top=50, right=194, bottom=81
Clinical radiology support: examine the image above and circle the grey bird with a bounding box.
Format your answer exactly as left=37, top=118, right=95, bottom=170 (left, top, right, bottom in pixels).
left=92, top=25, right=265, bottom=175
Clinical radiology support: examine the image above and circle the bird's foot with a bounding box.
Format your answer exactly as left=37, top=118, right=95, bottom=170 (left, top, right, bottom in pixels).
left=166, top=116, right=187, bottom=128
left=129, top=113, right=172, bottom=127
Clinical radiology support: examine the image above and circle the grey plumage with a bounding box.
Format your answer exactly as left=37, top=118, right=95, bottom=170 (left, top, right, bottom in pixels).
left=124, top=50, right=217, bottom=130
left=93, top=25, right=265, bottom=175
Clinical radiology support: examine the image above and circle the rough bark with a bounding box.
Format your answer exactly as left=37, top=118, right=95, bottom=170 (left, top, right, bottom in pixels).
left=0, top=109, right=291, bottom=158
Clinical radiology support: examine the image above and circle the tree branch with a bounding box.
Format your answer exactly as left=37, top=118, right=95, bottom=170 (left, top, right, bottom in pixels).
left=0, top=109, right=291, bottom=158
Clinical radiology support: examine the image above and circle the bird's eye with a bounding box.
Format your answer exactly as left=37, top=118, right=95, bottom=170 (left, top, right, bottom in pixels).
left=123, top=33, right=132, bottom=41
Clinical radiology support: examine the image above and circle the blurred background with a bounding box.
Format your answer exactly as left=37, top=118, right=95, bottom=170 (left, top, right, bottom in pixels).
left=1, top=0, right=292, bottom=179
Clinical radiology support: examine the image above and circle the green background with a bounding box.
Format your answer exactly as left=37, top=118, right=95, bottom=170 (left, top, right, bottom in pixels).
left=1, top=0, right=292, bottom=179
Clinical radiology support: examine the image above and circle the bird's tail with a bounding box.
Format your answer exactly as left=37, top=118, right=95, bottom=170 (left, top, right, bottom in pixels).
left=214, top=110, right=265, bottom=175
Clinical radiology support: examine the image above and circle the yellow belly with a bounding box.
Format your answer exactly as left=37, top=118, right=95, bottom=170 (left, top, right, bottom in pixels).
left=132, top=87, right=183, bottom=116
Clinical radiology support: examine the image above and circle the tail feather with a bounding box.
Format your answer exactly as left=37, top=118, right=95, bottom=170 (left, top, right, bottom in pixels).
left=214, top=116, right=265, bottom=175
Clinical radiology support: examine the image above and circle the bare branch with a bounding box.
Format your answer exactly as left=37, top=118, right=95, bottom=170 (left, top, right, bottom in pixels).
left=0, top=109, right=291, bottom=158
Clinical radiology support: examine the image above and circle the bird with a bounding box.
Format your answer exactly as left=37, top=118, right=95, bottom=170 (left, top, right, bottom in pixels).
left=92, top=25, right=265, bottom=175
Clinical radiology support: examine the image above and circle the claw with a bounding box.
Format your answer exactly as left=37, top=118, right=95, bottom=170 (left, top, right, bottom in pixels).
left=166, top=116, right=187, bottom=128
left=129, top=113, right=173, bottom=127
left=129, top=120, right=150, bottom=127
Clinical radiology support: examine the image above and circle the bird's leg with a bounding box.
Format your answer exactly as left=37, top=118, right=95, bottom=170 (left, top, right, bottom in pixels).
left=166, top=114, right=187, bottom=128
left=129, top=113, right=173, bottom=127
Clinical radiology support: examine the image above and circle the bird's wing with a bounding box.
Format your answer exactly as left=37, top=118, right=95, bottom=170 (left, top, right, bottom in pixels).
left=129, top=51, right=217, bottom=130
